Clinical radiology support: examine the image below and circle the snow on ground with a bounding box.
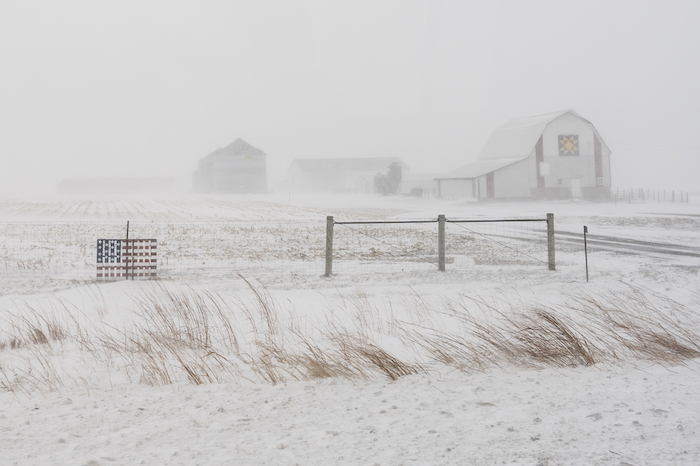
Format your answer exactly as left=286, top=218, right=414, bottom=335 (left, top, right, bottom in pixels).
left=1, top=194, right=700, bottom=465
left=3, top=362, right=699, bottom=465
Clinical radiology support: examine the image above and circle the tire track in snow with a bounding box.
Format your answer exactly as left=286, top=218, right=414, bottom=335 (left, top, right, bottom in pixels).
left=555, top=231, right=700, bottom=258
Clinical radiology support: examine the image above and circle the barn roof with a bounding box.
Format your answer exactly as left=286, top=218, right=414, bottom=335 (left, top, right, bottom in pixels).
left=479, top=109, right=588, bottom=160
left=435, top=158, right=527, bottom=180
left=289, top=157, right=409, bottom=173
left=204, top=138, right=266, bottom=159
left=436, top=109, right=611, bottom=181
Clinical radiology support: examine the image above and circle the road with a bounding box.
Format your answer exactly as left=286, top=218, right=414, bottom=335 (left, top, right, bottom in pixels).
left=555, top=231, right=700, bottom=258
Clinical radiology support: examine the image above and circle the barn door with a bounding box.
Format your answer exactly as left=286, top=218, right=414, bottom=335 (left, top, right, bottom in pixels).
left=486, top=172, right=495, bottom=198
left=570, top=178, right=582, bottom=199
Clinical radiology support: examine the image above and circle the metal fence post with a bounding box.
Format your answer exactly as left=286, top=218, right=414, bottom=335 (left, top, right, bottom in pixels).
left=438, top=214, right=446, bottom=272
left=547, top=213, right=556, bottom=270
left=583, top=225, right=589, bottom=282
left=324, top=216, right=334, bottom=277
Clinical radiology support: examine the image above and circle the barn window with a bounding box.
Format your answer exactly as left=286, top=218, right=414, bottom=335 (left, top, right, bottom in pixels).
left=558, top=135, right=579, bottom=156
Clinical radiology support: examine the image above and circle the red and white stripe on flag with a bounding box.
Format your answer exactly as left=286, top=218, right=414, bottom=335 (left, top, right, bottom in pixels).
left=96, top=239, right=157, bottom=281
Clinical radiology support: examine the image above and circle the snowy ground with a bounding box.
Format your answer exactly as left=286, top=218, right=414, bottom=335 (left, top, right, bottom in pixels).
left=4, top=362, right=700, bottom=465
left=1, top=193, right=700, bottom=465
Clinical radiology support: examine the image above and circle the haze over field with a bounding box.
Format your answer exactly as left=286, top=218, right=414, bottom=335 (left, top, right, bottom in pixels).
left=1, top=1, right=699, bottom=197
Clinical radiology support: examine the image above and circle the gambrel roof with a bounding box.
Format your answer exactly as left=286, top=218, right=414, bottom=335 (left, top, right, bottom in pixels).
left=478, top=109, right=610, bottom=160
left=436, top=109, right=611, bottom=181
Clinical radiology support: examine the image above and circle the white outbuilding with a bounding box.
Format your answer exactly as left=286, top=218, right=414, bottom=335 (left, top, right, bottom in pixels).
left=192, top=138, right=267, bottom=193
left=436, top=110, right=612, bottom=200
left=288, top=157, right=409, bottom=194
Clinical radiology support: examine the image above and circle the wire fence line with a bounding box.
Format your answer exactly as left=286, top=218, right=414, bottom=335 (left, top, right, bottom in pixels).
left=0, top=215, right=554, bottom=290
left=332, top=221, right=440, bottom=275
left=325, top=215, right=554, bottom=276
left=0, top=220, right=326, bottom=284
left=447, top=220, right=549, bottom=266
left=613, top=188, right=691, bottom=204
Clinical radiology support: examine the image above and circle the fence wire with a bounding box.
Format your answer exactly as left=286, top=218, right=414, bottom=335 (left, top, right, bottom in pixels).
left=0, top=220, right=326, bottom=293
left=333, top=222, right=439, bottom=275
left=0, top=216, right=551, bottom=294
left=445, top=218, right=549, bottom=268
left=330, top=217, right=549, bottom=276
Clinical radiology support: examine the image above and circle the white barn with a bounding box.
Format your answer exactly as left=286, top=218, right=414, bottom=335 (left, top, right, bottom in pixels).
left=436, top=110, right=612, bottom=200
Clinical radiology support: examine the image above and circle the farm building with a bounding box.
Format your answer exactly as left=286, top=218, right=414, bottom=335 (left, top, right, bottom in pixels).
left=399, top=173, right=439, bottom=198
left=288, top=158, right=409, bottom=194
left=192, top=138, right=267, bottom=193
left=435, top=110, right=612, bottom=200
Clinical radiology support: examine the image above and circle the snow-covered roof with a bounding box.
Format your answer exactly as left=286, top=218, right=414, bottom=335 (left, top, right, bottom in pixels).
left=435, top=158, right=527, bottom=180
left=204, top=138, right=266, bottom=159
left=478, top=109, right=585, bottom=161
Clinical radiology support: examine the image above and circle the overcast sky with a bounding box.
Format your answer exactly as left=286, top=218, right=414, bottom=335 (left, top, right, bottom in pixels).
left=1, top=0, right=698, bottom=196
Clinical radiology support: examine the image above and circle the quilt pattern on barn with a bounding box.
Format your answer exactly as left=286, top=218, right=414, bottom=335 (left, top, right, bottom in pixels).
left=559, top=134, right=579, bottom=156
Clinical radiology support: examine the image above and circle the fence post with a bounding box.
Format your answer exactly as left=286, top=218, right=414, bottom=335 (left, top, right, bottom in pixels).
left=583, top=225, right=589, bottom=282
left=438, top=214, right=446, bottom=272
left=547, top=213, right=556, bottom=271
left=324, top=216, right=334, bottom=277
left=125, top=220, right=130, bottom=280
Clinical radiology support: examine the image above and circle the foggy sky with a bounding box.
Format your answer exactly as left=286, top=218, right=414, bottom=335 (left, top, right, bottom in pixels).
left=1, top=0, right=698, bottom=196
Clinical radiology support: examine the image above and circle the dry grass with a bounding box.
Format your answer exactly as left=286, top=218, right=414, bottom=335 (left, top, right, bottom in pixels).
left=1, top=282, right=699, bottom=395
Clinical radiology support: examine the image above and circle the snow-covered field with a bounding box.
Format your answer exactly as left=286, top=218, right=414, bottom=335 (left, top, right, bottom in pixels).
left=2, top=193, right=700, bottom=465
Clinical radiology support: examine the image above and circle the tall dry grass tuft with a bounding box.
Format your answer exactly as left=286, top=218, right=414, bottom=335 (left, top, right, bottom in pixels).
left=508, top=308, right=597, bottom=367
left=399, top=285, right=700, bottom=373
left=291, top=339, right=356, bottom=380
left=570, top=285, right=700, bottom=364
left=2, top=281, right=699, bottom=394
left=98, top=283, right=246, bottom=386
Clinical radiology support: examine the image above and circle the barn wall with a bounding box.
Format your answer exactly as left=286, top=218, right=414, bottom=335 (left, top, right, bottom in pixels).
left=541, top=113, right=603, bottom=190
left=213, top=154, right=266, bottom=170
left=354, top=177, right=373, bottom=194
left=493, top=159, right=531, bottom=198
left=212, top=169, right=267, bottom=193
left=527, top=147, right=538, bottom=188
left=310, top=171, right=341, bottom=192
left=344, top=171, right=377, bottom=193
left=439, top=179, right=474, bottom=198
left=601, top=139, right=612, bottom=186
left=211, top=154, right=267, bottom=193
left=475, top=175, right=486, bottom=199
left=289, top=165, right=341, bottom=192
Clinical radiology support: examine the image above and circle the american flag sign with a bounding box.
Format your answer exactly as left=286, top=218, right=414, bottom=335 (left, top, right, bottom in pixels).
left=96, top=238, right=157, bottom=281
